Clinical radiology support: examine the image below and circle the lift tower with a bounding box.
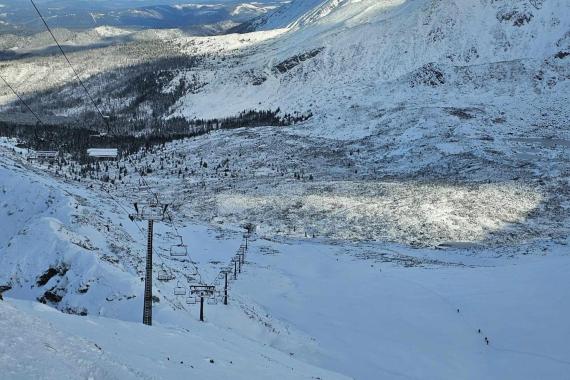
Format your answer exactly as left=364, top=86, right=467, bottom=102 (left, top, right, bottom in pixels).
left=190, top=285, right=215, bottom=322
left=130, top=196, right=169, bottom=326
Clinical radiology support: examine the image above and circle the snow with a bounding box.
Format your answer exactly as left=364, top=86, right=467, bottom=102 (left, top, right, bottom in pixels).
left=1, top=298, right=347, bottom=380
left=0, top=0, right=569, bottom=378
left=0, top=300, right=140, bottom=380
left=231, top=3, right=279, bottom=17
left=0, top=146, right=349, bottom=379
left=91, top=26, right=132, bottom=38
left=253, top=0, right=326, bottom=29
left=1, top=130, right=570, bottom=378
left=234, top=239, right=570, bottom=379
left=168, top=0, right=570, bottom=139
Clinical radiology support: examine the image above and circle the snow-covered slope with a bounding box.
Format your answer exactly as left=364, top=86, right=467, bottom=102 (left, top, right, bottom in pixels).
left=0, top=300, right=141, bottom=379
left=0, top=145, right=352, bottom=378
left=1, top=298, right=347, bottom=380
left=1, top=0, right=568, bottom=247
left=1, top=140, right=569, bottom=379
left=0, top=155, right=143, bottom=318
left=245, top=0, right=325, bottom=30
left=175, top=0, right=570, bottom=122
left=1, top=1, right=569, bottom=379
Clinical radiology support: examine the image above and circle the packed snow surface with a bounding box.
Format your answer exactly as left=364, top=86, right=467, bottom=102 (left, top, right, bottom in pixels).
left=1, top=299, right=347, bottom=380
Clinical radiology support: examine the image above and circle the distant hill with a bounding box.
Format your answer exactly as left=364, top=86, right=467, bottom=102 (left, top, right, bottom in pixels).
left=0, top=0, right=283, bottom=35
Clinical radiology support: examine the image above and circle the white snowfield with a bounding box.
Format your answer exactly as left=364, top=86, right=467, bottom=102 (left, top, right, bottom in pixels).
left=171, top=0, right=570, bottom=127
left=1, top=139, right=570, bottom=379
left=0, top=0, right=569, bottom=379
left=1, top=299, right=348, bottom=380
left=0, top=149, right=348, bottom=379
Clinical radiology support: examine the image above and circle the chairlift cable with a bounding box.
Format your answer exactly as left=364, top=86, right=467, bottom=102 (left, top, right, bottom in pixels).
left=100, top=184, right=174, bottom=274
left=138, top=175, right=204, bottom=284
left=30, top=0, right=111, bottom=133
left=0, top=74, right=43, bottom=125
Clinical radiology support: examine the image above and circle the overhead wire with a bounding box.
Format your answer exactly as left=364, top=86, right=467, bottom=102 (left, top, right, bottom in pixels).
left=137, top=175, right=204, bottom=284
left=30, top=0, right=111, bottom=133
left=98, top=186, right=176, bottom=282
left=0, top=74, right=43, bottom=125
left=208, top=238, right=248, bottom=289
left=28, top=0, right=219, bottom=292
left=16, top=1, right=210, bottom=300
left=151, top=156, right=250, bottom=289
left=27, top=1, right=185, bottom=282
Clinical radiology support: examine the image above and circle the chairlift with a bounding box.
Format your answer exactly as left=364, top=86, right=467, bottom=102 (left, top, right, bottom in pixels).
left=87, top=116, right=120, bottom=159
left=130, top=200, right=168, bottom=221
left=30, top=150, right=59, bottom=162
left=138, top=179, right=151, bottom=193
left=207, top=297, right=218, bottom=305
left=174, top=282, right=187, bottom=296
left=170, top=236, right=188, bottom=257
left=186, top=296, right=198, bottom=305
left=87, top=148, right=118, bottom=160
left=187, top=266, right=198, bottom=276
left=157, top=268, right=174, bottom=282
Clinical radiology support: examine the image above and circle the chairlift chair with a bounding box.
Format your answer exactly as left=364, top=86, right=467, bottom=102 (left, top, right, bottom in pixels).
left=169, top=235, right=187, bottom=257
left=174, top=282, right=187, bottom=296
left=130, top=199, right=168, bottom=221
left=207, top=297, right=218, bottom=305
left=30, top=150, right=59, bottom=162
left=170, top=241, right=188, bottom=258
left=87, top=148, right=118, bottom=160
left=157, top=269, right=174, bottom=282
left=186, top=296, right=197, bottom=305
left=137, top=178, right=150, bottom=192
left=87, top=116, right=119, bottom=159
